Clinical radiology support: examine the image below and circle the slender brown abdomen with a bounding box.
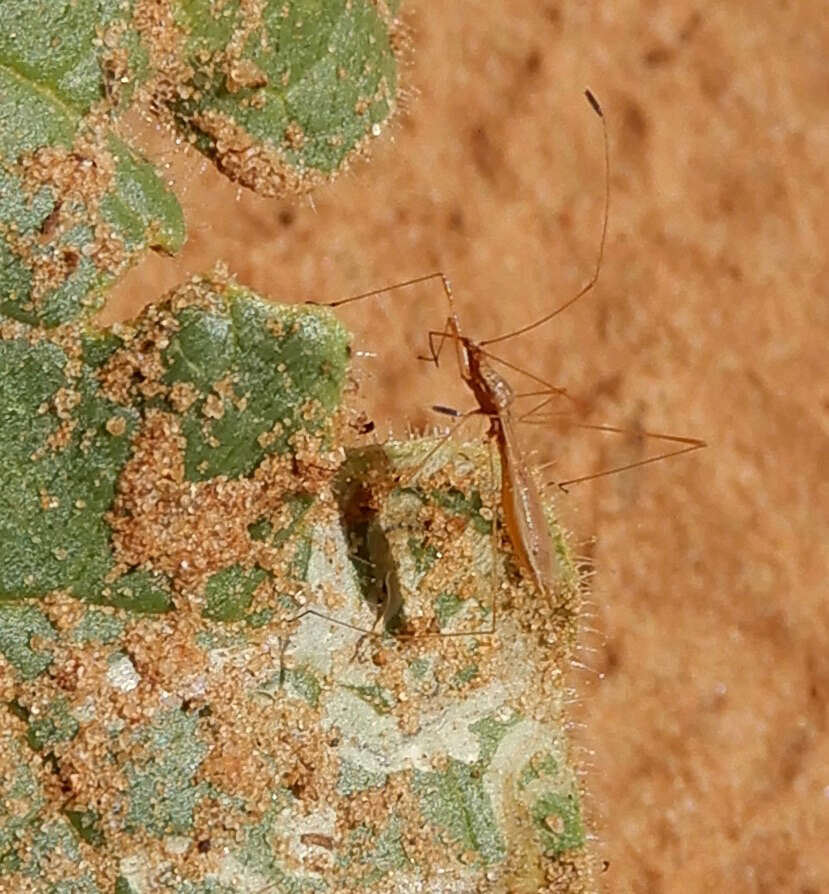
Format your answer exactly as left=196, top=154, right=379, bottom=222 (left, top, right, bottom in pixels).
left=495, top=413, right=559, bottom=601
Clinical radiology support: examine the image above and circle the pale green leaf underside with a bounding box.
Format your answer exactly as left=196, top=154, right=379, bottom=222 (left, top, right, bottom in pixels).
left=1, top=436, right=587, bottom=892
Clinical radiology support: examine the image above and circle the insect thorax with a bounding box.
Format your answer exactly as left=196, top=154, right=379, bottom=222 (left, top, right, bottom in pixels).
left=469, top=353, right=514, bottom=414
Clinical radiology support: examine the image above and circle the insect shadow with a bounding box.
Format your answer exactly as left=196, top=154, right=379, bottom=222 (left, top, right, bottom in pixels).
left=288, top=441, right=501, bottom=647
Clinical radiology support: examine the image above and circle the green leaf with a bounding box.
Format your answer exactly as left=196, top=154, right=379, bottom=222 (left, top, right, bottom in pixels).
left=161, top=285, right=348, bottom=480
left=0, top=604, right=55, bottom=679
left=0, top=333, right=144, bottom=603
left=123, top=710, right=210, bottom=836
left=429, top=486, right=492, bottom=535
left=26, top=697, right=79, bottom=751
left=0, top=272, right=348, bottom=615
left=282, top=665, right=322, bottom=708
left=415, top=759, right=507, bottom=866
left=0, top=1, right=143, bottom=112
left=71, top=609, right=125, bottom=643
left=168, top=0, right=401, bottom=193
left=63, top=808, right=105, bottom=848
left=203, top=564, right=267, bottom=621
left=530, top=791, right=585, bottom=857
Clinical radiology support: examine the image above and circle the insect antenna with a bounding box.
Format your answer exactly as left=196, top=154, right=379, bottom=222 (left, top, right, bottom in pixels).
left=479, top=88, right=610, bottom=348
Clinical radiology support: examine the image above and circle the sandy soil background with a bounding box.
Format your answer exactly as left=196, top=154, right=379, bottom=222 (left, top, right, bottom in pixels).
left=105, top=2, right=828, bottom=891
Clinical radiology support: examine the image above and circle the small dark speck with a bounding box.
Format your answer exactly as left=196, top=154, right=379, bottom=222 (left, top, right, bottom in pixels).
left=39, top=203, right=62, bottom=238
left=197, top=839, right=211, bottom=853
left=544, top=4, right=561, bottom=25
left=623, top=100, right=648, bottom=141
left=448, top=208, right=465, bottom=232
left=725, top=263, right=742, bottom=282
left=62, top=249, right=80, bottom=275
left=525, top=48, right=543, bottom=75
left=679, top=11, right=703, bottom=42
left=602, top=642, right=621, bottom=676
left=643, top=45, right=674, bottom=67
left=278, top=208, right=295, bottom=227
left=469, top=124, right=500, bottom=183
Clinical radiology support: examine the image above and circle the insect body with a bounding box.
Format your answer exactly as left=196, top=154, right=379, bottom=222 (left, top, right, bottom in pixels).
left=312, top=89, right=704, bottom=637
left=433, top=308, right=560, bottom=604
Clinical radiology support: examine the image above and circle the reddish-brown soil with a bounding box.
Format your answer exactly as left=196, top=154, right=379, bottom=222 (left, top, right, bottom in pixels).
left=107, top=3, right=829, bottom=891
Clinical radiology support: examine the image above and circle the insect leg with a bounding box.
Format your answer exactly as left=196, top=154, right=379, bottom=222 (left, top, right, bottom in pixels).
left=312, top=271, right=452, bottom=310
left=520, top=417, right=706, bottom=488
left=396, top=407, right=484, bottom=487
